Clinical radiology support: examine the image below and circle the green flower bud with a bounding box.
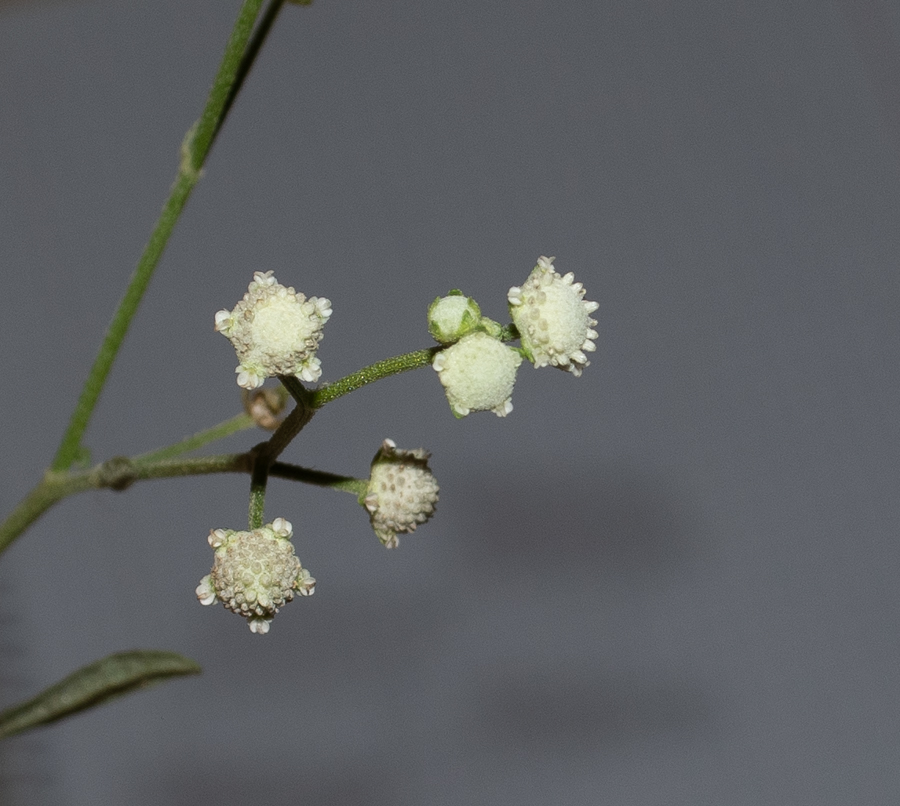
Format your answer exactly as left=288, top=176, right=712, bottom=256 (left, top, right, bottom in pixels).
left=427, top=290, right=482, bottom=344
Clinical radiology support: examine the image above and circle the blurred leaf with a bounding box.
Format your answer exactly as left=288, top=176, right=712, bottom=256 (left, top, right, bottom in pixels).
left=0, top=650, right=201, bottom=740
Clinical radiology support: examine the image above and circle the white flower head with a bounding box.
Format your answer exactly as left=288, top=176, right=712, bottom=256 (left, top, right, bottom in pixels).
left=363, top=439, right=439, bottom=549
left=215, top=271, right=332, bottom=389
left=195, top=518, right=315, bottom=634
left=427, top=291, right=482, bottom=344
left=508, top=256, right=598, bottom=377
left=432, top=331, right=522, bottom=418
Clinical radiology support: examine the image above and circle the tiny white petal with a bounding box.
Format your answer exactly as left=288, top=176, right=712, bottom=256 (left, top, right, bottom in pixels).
left=236, top=368, right=263, bottom=390
left=271, top=517, right=292, bottom=537
left=196, top=576, right=217, bottom=605
left=214, top=310, right=233, bottom=331
left=248, top=617, right=271, bottom=634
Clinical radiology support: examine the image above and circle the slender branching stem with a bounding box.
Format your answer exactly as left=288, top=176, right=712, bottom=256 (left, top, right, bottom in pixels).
left=270, top=462, right=367, bottom=497
left=51, top=0, right=272, bottom=473
left=134, top=413, right=256, bottom=464
left=311, top=347, right=442, bottom=408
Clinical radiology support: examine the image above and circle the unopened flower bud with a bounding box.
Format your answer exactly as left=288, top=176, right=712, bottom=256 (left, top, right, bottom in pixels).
left=427, top=291, right=482, bottom=344
left=362, top=439, right=439, bottom=548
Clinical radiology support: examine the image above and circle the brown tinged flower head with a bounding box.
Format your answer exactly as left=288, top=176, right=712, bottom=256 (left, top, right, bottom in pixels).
left=362, top=439, right=439, bottom=549
left=195, top=517, right=315, bottom=634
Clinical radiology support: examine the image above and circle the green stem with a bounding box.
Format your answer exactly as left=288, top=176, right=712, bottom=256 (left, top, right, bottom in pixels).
left=243, top=378, right=314, bottom=528
left=270, top=462, right=367, bottom=497
left=211, top=0, right=288, bottom=150
left=8, top=340, right=441, bottom=553
left=267, top=380, right=316, bottom=460
left=0, top=449, right=370, bottom=556
left=51, top=0, right=271, bottom=472
left=248, top=474, right=267, bottom=529
left=127, top=454, right=250, bottom=482
left=263, top=350, right=440, bottom=485
left=311, top=347, right=441, bottom=408
left=0, top=475, right=88, bottom=556
left=133, top=413, right=256, bottom=464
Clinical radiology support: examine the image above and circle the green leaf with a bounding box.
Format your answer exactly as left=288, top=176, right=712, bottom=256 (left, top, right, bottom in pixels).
left=0, top=650, right=201, bottom=740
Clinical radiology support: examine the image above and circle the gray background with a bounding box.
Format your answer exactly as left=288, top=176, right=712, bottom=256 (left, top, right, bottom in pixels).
left=1, top=0, right=899, bottom=803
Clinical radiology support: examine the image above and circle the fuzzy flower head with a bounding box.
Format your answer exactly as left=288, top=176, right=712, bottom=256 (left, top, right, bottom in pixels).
left=433, top=331, right=522, bottom=418
left=363, top=439, right=439, bottom=549
left=215, top=271, right=332, bottom=390
left=195, top=517, right=315, bottom=634
left=508, top=256, right=598, bottom=377
left=427, top=291, right=482, bottom=344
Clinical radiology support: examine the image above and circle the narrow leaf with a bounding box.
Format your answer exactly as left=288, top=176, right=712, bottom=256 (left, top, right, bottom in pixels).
left=0, top=650, right=201, bottom=740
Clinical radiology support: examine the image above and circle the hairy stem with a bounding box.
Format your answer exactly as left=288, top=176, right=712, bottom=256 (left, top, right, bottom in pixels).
left=270, top=462, right=367, bottom=497
left=311, top=347, right=442, bottom=408
left=134, top=413, right=256, bottom=464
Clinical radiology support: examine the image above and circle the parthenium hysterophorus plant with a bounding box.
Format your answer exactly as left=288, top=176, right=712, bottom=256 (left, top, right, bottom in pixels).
left=0, top=0, right=597, bottom=739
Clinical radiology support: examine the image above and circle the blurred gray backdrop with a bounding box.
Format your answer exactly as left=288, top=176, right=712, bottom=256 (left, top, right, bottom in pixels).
left=2, top=0, right=900, bottom=804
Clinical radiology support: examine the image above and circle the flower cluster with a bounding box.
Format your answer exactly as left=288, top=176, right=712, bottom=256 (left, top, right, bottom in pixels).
left=363, top=439, right=440, bottom=548
left=431, top=256, right=596, bottom=417
left=196, top=518, right=314, bottom=634
left=215, top=271, right=332, bottom=389
left=201, top=259, right=594, bottom=633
